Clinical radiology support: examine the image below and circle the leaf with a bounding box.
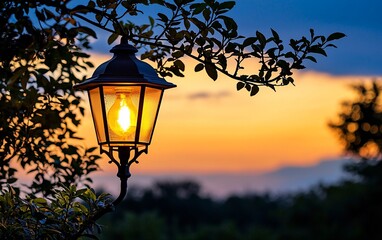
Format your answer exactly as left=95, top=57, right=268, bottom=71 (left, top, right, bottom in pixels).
left=33, top=198, right=48, bottom=205
left=310, top=28, right=315, bottom=38
left=326, top=43, right=338, bottom=48
left=205, top=63, right=218, bottom=80
left=203, top=8, right=211, bottom=22
left=141, top=50, right=153, bottom=60
left=265, top=70, right=272, bottom=81
left=174, top=60, right=185, bottom=71
left=218, top=54, right=227, bottom=70
left=310, top=45, right=327, bottom=56
left=77, top=27, right=97, bottom=39
left=243, top=37, right=257, bottom=47
left=236, top=81, right=245, bottom=91
left=149, top=16, right=155, bottom=26
left=7, top=178, right=17, bottom=184
left=267, top=84, right=276, bottom=92
left=219, top=1, right=236, bottom=10
left=271, top=28, right=280, bottom=42
left=250, top=85, right=259, bottom=96
left=172, top=51, right=184, bottom=58
left=327, top=32, right=346, bottom=41
left=35, top=10, right=45, bottom=21
left=256, top=31, right=266, bottom=47
left=96, top=14, right=102, bottom=23
left=107, top=33, right=119, bottom=45
left=86, top=147, right=98, bottom=153
left=194, top=63, right=204, bottom=72
left=219, top=16, right=237, bottom=31
left=190, top=3, right=206, bottom=15
left=157, top=13, right=168, bottom=22
left=88, top=0, right=96, bottom=8
left=305, top=56, right=317, bottom=63
left=184, top=18, right=190, bottom=30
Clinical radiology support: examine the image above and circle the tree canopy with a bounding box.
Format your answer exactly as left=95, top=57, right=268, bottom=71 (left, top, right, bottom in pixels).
left=0, top=0, right=344, bottom=195
left=330, top=81, right=382, bottom=160
left=0, top=0, right=345, bottom=238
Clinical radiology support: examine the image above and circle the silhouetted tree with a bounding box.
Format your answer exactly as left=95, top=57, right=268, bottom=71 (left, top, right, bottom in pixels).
left=0, top=0, right=344, bottom=238
left=0, top=0, right=344, bottom=194
left=329, top=81, right=382, bottom=160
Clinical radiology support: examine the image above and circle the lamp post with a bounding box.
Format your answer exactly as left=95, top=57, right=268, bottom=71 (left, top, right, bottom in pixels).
left=74, top=37, right=176, bottom=206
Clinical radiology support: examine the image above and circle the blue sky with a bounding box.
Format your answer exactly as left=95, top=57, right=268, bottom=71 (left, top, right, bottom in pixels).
left=90, top=0, right=382, bottom=76
left=229, top=0, right=382, bottom=75
left=80, top=1, right=382, bottom=193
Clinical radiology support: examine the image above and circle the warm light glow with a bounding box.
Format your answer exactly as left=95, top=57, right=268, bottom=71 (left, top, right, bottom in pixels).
left=107, top=93, right=137, bottom=136
left=78, top=54, right=370, bottom=174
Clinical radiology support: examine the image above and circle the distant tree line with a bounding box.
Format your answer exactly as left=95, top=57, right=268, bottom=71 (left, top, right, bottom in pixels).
left=98, top=161, right=382, bottom=240
left=98, top=81, right=382, bottom=240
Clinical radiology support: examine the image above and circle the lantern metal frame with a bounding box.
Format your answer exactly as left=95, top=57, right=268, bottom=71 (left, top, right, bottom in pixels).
left=74, top=37, right=176, bottom=205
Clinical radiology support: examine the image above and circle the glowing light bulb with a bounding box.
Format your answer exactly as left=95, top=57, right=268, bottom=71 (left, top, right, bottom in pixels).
left=107, top=93, right=137, bottom=137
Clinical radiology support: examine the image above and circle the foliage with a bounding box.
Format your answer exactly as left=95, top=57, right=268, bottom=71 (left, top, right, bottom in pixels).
left=67, top=0, right=344, bottom=95
left=0, top=184, right=112, bottom=239
left=0, top=0, right=344, bottom=194
left=99, top=176, right=382, bottom=240
left=0, top=0, right=345, bottom=238
left=329, top=81, right=382, bottom=159
left=0, top=0, right=101, bottom=195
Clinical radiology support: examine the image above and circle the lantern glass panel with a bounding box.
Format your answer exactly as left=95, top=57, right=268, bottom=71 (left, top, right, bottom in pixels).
left=139, top=87, right=163, bottom=143
left=102, top=85, right=141, bottom=144
left=89, top=87, right=106, bottom=143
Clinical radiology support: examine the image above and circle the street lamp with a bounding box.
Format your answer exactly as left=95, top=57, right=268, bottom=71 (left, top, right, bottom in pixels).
left=74, top=38, right=176, bottom=205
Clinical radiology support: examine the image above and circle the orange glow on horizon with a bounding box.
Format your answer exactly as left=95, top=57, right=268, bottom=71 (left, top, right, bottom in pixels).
left=77, top=53, right=371, bottom=174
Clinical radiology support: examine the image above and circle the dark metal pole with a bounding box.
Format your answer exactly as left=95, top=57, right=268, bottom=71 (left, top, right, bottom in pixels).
left=72, top=146, right=134, bottom=239
left=112, top=146, right=132, bottom=206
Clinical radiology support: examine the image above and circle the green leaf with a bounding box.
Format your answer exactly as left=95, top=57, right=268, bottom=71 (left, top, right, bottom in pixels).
left=236, top=81, right=245, bottom=91
left=205, top=63, right=218, bottom=80
left=149, top=16, right=155, bottom=26
left=33, top=198, right=47, bottom=205
left=327, top=32, right=346, bottom=41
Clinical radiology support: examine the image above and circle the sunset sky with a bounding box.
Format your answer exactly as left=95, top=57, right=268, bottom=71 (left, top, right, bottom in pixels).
left=74, top=0, right=382, bottom=193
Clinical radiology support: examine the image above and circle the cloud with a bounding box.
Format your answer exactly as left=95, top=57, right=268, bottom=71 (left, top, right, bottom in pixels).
left=187, top=91, right=231, bottom=100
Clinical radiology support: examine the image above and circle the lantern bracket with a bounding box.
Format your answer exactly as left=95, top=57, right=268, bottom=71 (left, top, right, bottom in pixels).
left=100, top=145, right=148, bottom=205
